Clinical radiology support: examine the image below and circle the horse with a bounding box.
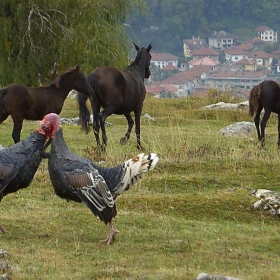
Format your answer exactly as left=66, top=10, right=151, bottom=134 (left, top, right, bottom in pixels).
left=77, top=42, right=152, bottom=150
left=249, top=80, right=280, bottom=148
left=0, top=65, right=93, bottom=143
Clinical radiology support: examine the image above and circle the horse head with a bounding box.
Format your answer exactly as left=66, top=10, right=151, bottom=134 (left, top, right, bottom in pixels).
left=133, top=42, right=152, bottom=80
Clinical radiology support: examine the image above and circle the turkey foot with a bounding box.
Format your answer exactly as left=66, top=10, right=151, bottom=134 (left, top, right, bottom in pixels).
left=100, top=222, right=119, bottom=245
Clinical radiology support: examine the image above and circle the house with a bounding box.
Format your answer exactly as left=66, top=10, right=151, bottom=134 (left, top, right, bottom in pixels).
left=246, top=50, right=273, bottom=68
left=275, top=61, right=280, bottom=74
left=256, top=26, right=278, bottom=43
left=202, top=66, right=270, bottom=90
left=208, top=30, right=237, bottom=50
left=151, top=52, right=179, bottom=69
left=224, top=47, right=273, bottom=68
left=247, top=37, right=266, bottom=50
left=191, top=48, right=219, bottom=60
left=234, top=58, right=257, bottom=71
left=224, top=47, right=248, bottom=62
left=160, top=66, right=212, bottom=97
left=146, top=81, right=177, bottom=97
left=183, top=37, right=208, bottom=58
left=189, top=57, right=220, bottom=69
left=270, top=50, right=280, bottom=60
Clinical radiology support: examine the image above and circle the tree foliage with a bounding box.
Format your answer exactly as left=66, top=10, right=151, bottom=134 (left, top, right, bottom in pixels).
left=0, top=0, right=146, bottom=86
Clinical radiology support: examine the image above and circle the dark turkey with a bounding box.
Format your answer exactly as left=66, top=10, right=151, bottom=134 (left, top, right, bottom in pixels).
left=45, top=126, right=158, bottom=245
left=0, top=113, right=60, bottom=233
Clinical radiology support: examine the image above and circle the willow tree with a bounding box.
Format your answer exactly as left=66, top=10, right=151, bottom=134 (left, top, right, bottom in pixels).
left=0, top=0, right=146, bottom=86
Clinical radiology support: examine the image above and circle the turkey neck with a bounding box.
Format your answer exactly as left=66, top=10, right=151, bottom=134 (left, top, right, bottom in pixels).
left=50, top=128, right=71, bottom=155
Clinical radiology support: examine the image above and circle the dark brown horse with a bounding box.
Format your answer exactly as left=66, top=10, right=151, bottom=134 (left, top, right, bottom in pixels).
left=0, top=65, right=93, bottom=143
left=249, top=80, right=280, bottom=147
left=77, top=42, right=152, bottom=150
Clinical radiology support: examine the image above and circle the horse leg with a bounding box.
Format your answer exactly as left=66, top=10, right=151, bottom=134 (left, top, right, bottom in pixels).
left=254, top=106, right=262, bottom=143
left=98, top=107, right=115, bottom=149
left=134, top=109, right=143, bottom=150
left=11, top=119, right=23, bottom=143
left=260, top=109, right=271, bottom=148
left=120, top=113, right=134, bottom=145
left=92, top=113, right=101, bottom=147
left=278, top=114, right=280, bottom=148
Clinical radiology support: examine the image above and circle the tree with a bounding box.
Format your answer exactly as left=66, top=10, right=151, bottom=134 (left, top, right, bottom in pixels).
left=0, top=0, right=146, bottom=86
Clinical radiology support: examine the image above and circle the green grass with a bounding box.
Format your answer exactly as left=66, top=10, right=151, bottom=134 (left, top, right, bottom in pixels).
left=1, top=95, right=280, bottom=279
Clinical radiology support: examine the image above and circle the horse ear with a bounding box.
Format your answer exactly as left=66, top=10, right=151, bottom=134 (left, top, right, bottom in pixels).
left=147, top=44, right=152, bottom=52
left=55, top=77, right=61, bottom=88
left=75, top=64, right=80, bottom=73
left=133, top=42, right=140, bottom=51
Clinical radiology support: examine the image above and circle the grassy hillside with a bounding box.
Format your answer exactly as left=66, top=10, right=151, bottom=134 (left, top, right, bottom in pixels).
left=1, top=95, right=280, bottom=279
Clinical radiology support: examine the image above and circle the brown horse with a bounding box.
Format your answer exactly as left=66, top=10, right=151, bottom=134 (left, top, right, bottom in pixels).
left=249, top=80, right=280, bottom=147
left=77, top=42, right=152, bottom=150
left=0, top=65, right=93, bottom=143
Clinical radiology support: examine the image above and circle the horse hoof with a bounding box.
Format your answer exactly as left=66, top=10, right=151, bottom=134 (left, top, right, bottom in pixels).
left=99, top=144, right=106, bottom=152
left=120, top=137, right=128, bottom=145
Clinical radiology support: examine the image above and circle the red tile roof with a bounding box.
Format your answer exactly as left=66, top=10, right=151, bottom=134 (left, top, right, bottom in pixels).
left=162, top=64, right=179, bottom=71
left=146, top=82, right=177, bottom=94
left=151, top=52, right=179, bottom=61
left=208, top=69, right=270, bottom=78
left=234, top=58, right=257, bottom=65
left=191, top=48, right=219, bottom=56
left=189, top=57, right=220, bottom=66
left=224, top=47, right=248, bottom=56
left=183, top=38, right=208, bottom=51
left=256, top=26, right=270, bottom=32
left=208, top=30, right=236, bottom=39
left=247, top=50, right=272, bottom=59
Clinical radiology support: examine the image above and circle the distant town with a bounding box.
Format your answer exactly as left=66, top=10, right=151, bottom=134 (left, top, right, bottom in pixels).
left=147, top=26, right=280, bottom=99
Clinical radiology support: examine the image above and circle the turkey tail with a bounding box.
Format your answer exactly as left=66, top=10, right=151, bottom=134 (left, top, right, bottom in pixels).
left=114, top=153, right=159, bottom=196
left=249, top=84, right=261, bottom=117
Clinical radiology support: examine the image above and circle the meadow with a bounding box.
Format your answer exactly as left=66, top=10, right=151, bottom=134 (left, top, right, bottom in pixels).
left=1, top=94, right=280, bottom=280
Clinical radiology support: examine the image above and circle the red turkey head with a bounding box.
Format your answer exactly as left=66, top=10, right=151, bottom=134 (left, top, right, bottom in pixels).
left=37, top=113, right=60, bottom=140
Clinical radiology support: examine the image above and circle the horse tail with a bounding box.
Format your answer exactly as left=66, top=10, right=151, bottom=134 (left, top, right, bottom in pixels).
left=77, top=90, right=91, bottom=134
left=0, top=88, right=8, bottom=114
left=249, top=84, right=261, bottom=117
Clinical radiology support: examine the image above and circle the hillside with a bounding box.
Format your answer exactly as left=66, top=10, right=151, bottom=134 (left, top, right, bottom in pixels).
left=127, top=0, right=280, bottom=57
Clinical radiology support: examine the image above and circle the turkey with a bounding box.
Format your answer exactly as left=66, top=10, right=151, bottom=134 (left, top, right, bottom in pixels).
left=43, top=113, right=159, bottom=245
left=0, top=113, right=60, bottom=233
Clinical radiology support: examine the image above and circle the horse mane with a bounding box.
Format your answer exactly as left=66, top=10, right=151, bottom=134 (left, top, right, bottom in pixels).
left=50, top=67, right=76, bottom=88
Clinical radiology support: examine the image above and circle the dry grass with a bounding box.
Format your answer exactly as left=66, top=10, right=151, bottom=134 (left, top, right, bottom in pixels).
left=1, top=95, right=280, bottom=279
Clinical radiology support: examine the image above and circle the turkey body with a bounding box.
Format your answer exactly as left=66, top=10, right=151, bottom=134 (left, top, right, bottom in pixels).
left=47, top=128, right=158, bottom=244
left=0, top=132, right=46, bottom=232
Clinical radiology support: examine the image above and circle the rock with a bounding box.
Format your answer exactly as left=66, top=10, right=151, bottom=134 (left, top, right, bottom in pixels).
left=143, top=113, right=155, bottom=121
left=250, top=189, right=280, bottom=216
left=218, top=121, right=255, bottom=137
left=202, top=101, right=248, bottom=110
left=196, top=272, right=244, bottom=280
left=0, top=249, right=13, bottom=279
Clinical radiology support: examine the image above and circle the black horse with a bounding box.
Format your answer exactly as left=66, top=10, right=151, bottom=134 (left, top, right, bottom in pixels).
left=78, top=42, right=152, bottom=150
left=249, top=80, right=280, bottom=147
left=0, top=65, right=93, bottom=143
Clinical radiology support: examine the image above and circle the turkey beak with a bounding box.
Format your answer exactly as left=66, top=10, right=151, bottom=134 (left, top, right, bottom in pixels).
left=43, top=138, right=52, bottom=151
